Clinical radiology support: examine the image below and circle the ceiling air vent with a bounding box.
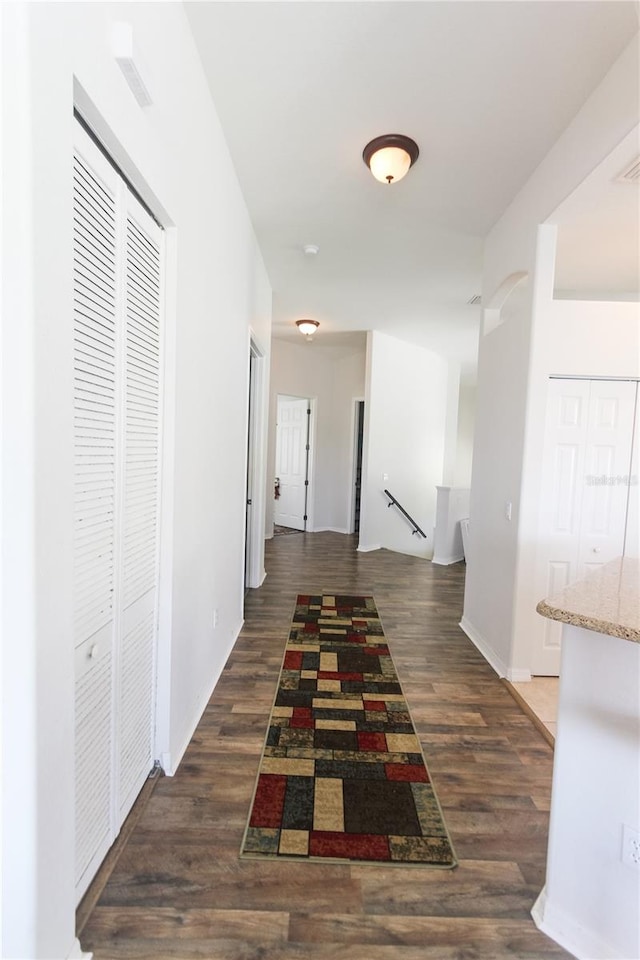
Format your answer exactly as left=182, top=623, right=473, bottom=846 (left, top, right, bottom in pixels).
left=615, top=156, right=640, bottom=184
left=468, top=295, right=482, bottom=305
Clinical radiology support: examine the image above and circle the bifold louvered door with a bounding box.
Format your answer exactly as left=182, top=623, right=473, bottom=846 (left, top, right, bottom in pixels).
left=118, top=192, right=162, bottom=820
left=73, top=120, right=163, bottom=903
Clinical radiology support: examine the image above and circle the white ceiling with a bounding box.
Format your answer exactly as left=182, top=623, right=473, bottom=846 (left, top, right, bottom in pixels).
left=185, top=1, right=639, bottom=378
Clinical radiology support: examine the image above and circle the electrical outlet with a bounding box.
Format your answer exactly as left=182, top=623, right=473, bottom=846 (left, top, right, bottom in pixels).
left=622, top=824, right=640, bottom=868
left=213, top=608, right=218, bottom=629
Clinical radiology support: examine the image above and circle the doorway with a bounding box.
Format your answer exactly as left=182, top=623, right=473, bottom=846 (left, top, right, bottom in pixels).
left=274, top=395, right=313, bottom=531
left=244, top=351, right=255, bottom=592
left=351, top=400, right=365, bottom=534
left=244, top=338, right=267, bottom=592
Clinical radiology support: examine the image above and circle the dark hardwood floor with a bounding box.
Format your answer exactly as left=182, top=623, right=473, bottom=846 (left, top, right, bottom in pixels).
left=81, top=532, right=570, bottom=959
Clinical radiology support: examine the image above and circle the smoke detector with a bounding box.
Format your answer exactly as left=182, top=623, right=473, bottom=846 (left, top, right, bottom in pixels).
left=303, top=244, right=320, bottom=256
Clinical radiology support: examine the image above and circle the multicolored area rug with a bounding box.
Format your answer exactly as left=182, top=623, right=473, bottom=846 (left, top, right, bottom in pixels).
left=241, top=594, right=457, bottom=867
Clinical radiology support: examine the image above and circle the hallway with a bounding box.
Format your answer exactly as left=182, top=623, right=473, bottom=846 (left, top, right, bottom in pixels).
left=80, top=533, right=570, bottom=959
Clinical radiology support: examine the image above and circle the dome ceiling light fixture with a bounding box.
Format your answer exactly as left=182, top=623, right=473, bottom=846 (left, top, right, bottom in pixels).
left=296, top=318, right=320, bottom=340
left=363, top=134, right=419, bottom=184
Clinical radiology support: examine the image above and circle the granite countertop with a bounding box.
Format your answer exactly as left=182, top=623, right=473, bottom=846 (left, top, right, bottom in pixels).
left=536, top=556, right=640, bottom=643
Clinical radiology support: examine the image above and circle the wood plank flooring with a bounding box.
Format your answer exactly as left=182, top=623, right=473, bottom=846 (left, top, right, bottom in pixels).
left=81, top=533, right=570, bottom=960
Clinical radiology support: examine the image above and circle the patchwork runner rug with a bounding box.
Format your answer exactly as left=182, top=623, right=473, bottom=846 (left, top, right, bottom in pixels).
left=241, top=594, right=457, bottom=867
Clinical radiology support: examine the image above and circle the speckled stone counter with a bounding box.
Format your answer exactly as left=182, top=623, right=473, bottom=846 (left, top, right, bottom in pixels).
left=536, top=556, right=640, bottom=643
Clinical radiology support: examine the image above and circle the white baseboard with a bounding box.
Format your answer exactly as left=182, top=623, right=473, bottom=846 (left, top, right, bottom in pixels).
left=68, top=937, right=92, bottom=959
left=459, top=617, right=531, bottom=681
left=161, top=674, right=219, bottom=776
left=459, top=616, right=507, bottom=678
left=357, top=543, right=381, bottom=553
left=160, top=621, right=242, bottom=776
left=532, top=886, right=621, bottom=960
left=507, top=666, right=532, bottom=682
left=247, top=569, right=266, bottom=589
left=432, top=552, right=464, bottom=566
left=531, top=887, right=546, bottom=930
left=313, top=526, right=350, bottom=535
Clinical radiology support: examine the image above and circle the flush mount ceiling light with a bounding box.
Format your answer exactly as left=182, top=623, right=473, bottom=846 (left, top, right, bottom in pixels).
left=363, top=134, right=419, bottom=184
left=296, top=319, right=320, bottom=339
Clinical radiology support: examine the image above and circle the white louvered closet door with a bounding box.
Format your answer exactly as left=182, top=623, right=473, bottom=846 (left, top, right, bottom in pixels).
left=118, top=194, right=162, bottom=820
left=73, top=120, right=163, bottom=903
left=73, top=133, right=120, bottom=899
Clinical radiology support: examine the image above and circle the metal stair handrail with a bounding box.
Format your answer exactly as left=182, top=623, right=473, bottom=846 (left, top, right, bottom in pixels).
left=383, top=489, right=427, bottom=538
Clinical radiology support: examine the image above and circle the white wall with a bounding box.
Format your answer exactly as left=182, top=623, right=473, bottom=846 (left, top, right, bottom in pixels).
left=454, top=384, right=476, bottom=488
left=441, top=363, right=461, bottom=487
left=330, top=350, right=368, bottom=532
left=359, top=331, right=451, bottom=559
left=461, top=287, right=533, bottom=674
left=462, top=34, right=640, bottom=680
left=267, top=339, right=366, bottom=536
left=1, top=3, right=271, bottom=957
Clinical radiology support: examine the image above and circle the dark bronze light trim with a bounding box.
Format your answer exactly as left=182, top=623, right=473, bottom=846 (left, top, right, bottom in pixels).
left=362, top=134, right=419, bottom=172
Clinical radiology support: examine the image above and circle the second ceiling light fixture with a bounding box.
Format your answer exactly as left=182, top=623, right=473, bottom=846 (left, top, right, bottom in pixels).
left=296, top=318, right=320, bottom=339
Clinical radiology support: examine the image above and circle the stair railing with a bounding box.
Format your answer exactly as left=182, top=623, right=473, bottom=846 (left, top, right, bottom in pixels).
left=383, top=489, right=427, bottom=538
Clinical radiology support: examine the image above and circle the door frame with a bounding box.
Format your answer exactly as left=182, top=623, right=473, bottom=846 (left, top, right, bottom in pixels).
left=274, top=393, right=316, bottom=532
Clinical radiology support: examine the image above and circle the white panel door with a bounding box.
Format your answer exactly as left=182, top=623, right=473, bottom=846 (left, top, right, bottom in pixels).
left=534, top=378, right=636, bottom=675
left=274, top=396, right=309, bottom=530
left=73, top=120, right=162, bottom=902
left=578, top=381, right=637, bottom=573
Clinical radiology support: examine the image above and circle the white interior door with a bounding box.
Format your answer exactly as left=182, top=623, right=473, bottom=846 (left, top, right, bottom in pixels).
left=73, top=119, right=162, bottom=902
left=274, top=396, right=309, bottom=530
left=579, top=380, right=637, bottom=570
left=534, top=378, right=637, bottom=674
